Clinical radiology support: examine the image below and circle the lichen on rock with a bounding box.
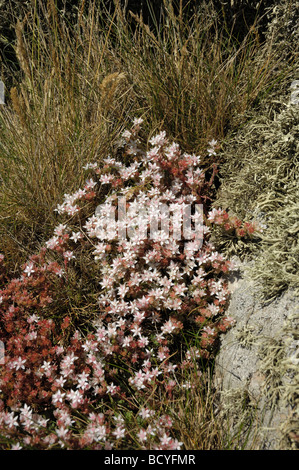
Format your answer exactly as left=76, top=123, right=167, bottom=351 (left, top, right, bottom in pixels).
left=214, top=258, right=298, bottom=449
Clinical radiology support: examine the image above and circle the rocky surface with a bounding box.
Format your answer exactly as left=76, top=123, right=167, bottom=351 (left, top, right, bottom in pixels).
left=214, top=259, right=298, bottom=449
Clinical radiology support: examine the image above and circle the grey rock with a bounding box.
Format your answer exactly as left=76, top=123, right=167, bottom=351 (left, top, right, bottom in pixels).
left=214, top=259, right=299, bottom=449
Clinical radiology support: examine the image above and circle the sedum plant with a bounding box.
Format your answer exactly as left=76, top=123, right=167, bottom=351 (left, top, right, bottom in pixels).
left=0, top=120, right=258, bottom=450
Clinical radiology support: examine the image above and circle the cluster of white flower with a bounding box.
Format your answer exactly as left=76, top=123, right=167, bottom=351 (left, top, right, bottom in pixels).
left=0, top=119, right=236, bottom=450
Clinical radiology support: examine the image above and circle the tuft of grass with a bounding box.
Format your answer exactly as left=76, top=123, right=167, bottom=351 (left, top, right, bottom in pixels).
left=0, top=0, right=291, bottom=271
left=111, top=0, right=287, bottom=157
left=0, top=0, right=297, bottom=450
left=0, top=0, right=133, bottom=269
left=211, top=101, right=299, bottom=300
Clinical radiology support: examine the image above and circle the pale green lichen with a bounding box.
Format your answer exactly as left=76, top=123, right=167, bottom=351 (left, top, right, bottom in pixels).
left=234, top=325, right=257, bottom=349
left=216, top=387, right=262, bottom=449
left=211, top=1, right=298, bottom=449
